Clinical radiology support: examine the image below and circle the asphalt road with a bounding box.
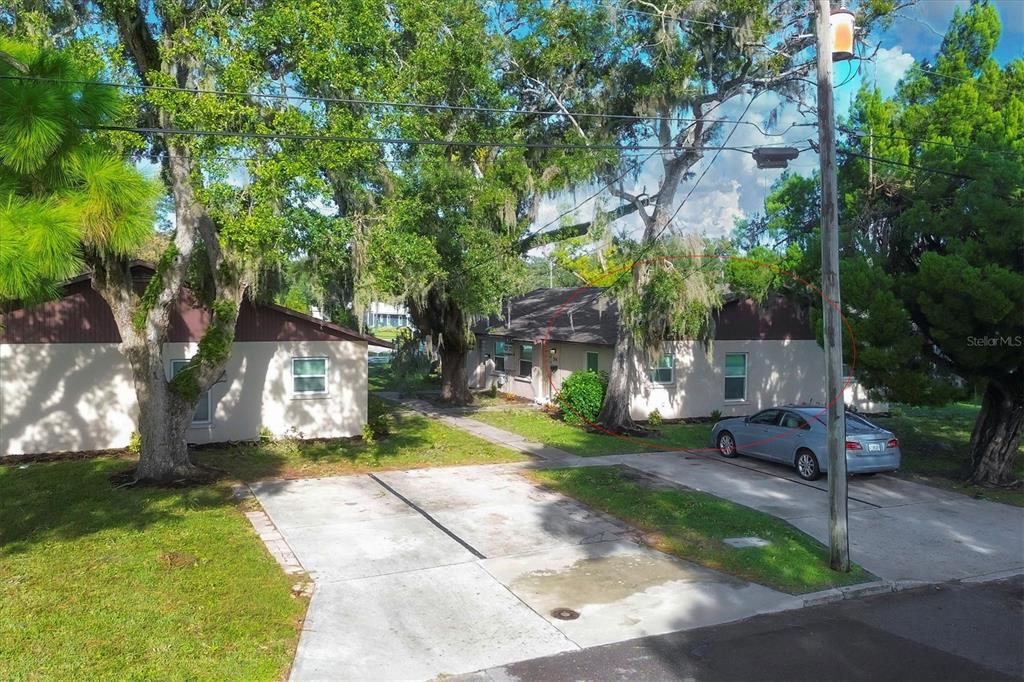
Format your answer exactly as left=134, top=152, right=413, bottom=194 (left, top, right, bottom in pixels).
left=462, top=576, right=1024, bottom=682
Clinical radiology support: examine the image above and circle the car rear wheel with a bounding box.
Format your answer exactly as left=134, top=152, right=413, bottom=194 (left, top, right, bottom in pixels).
left=717, top=431, right=738, bottom=458
left=795, top=449, right=820, bottom=481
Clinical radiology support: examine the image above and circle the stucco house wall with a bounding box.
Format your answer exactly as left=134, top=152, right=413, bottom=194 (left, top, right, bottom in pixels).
left=0, top=340, right=368, bottom=456
left=468, top=289, right=886, bottom=418
left=0, top=264, right=381, bottom=458
left=627, top=339, right=880, bottom=420
left=0, top=342, right=139, bottom=456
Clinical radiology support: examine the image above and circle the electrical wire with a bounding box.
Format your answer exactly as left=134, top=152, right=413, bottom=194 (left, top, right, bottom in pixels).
left=0, top=73, right=814, bottom=137
left=838, top=127, right=1022, bottom=157
left=519, top=95, right=740, bottom=245
left=89, top=122, right=775, bottom=152
left=600, top=2, right=744, bottom=30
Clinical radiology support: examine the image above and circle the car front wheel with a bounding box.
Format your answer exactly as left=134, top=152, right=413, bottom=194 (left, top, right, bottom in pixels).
left=795, top=449, right=821, bottom=481
left=717, top=431, right=738, bottom=458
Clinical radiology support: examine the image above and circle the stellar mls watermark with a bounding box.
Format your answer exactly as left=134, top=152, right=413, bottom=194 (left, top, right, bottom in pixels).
left=966, top=335, right=1023, bottom=347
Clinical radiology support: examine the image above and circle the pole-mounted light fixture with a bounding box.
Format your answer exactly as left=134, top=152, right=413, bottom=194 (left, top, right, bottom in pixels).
left=830, top=5, right=856, bottom=61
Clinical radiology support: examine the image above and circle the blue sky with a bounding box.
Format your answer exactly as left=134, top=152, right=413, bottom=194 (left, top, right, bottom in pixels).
left=531, top=0, right=1024, bottom=246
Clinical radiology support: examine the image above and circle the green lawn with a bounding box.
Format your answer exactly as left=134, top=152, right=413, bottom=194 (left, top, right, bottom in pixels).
left=368, top=364, right=440, bottom=393
left=530, top=466, right=874, bottom=595
left=0, top=458, right=305, bottom=680
left=195, top=412, right=526, bottom=481
left=471, top=409, right=710, bottom=456
left=874, top=402, right=1024, bottom=507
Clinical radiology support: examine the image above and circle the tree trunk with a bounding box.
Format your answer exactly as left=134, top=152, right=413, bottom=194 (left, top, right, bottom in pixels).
left=437, top=297, right=472, bottom=405
left=128, top=345, right=202, bottom=482
left=966, top=379, right=1024, bottom=487
left=408, top=288, right=473, bottom=406
left=439, top=343, right=472, bottom=404
left=595, top=323, right=639, bottom=433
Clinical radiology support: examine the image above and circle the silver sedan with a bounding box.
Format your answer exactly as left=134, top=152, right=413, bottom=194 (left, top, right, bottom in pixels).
left=710, top=406, right=901, bottom=481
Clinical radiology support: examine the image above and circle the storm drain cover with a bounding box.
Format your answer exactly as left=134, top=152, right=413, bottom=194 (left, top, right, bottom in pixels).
left=724, top=536, right=772, bottom=549
left=550, top=607, right=580, bottom=620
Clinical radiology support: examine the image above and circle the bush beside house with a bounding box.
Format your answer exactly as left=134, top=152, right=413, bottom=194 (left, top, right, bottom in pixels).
left=556, top=370, right=608, bottom=426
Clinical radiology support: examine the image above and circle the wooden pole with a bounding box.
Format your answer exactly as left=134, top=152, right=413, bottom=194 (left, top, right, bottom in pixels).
left=814, top=0, right=850, bottom=572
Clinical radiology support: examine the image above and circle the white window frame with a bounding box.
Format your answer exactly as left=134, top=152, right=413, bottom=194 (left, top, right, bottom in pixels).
left=170, top=359, right=212, bottom=425
left=494, top=339, right=511, bottom=373
left=585, top=351, right=599, bottom=372
left=649, top=352, right=674, bottom=385
left=292, top=356, right=329, bottom=396
left=518, top=343, right=533, bottom=379
left=724, top=352, right=748, bottom=402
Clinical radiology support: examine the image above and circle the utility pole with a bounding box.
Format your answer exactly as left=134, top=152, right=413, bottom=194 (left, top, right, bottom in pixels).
left=815, top=0, right=850, bottom=572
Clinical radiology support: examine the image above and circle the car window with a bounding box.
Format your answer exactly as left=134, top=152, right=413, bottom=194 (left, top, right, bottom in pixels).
left=780, top=412, right=810, bottom=430
left=846, top=413, right=877, bottom=431
left=749, top=409, right=781, bottom=426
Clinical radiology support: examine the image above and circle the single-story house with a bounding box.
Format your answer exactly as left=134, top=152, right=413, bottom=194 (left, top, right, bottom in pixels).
left=0, top=263, right=388, bottom=458
left=468, top=288, right=884, bottom=420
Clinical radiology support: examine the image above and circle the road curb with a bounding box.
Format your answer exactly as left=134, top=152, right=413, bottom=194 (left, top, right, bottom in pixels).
left=959, top=567, right=1024, bottom=584
left=801, top=579, right=933, bottom=606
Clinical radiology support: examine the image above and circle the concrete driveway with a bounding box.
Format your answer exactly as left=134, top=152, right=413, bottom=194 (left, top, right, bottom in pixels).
left=250, top=465, right=801, bottom=681
left=612, top=451, right=1024, bottom=584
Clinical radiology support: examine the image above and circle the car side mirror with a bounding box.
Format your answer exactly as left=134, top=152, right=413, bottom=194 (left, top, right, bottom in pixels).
left=743, top=416, right=749, bottom=423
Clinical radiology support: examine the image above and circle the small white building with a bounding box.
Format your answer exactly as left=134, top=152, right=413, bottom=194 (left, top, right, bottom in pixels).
left=363, top=301, right=412, bottom=330
left=0, top=264, right=389, bottom=458
left=468, top=288, right=885, bottom=418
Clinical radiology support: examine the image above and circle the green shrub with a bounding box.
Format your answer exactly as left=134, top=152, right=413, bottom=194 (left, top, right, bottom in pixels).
left=710, top=409, right=723, bottom=421
left=258, top=427, right=275, bottom=444
left=365, top=394, right=393, bottom=441
left=648, top=408, right=663, bottom=426
left=556, top=370, right=608, bottom=426
left=487, top=383, right=498, bottom=398
left=127, top=431, right=142, bottom=455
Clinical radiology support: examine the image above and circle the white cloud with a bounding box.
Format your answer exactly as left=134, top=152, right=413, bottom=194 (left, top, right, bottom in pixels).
left=869, top=46, right=916, bottom=98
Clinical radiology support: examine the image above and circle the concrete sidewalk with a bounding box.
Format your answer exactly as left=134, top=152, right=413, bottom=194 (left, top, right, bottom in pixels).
left=377, top=392, right=579, bottom=464
left=251, top=464, right=803, bottom=681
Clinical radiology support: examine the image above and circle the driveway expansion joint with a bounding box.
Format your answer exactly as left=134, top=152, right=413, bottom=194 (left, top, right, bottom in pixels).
left=368, top=472, right=487, bottom=559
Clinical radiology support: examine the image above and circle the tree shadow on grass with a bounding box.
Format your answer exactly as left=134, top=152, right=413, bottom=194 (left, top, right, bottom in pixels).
left=0, top=456, right=232, bottom=556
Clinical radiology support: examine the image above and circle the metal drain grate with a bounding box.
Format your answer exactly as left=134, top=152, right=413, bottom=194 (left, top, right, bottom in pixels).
left=550, top=607, right=580, bottom=620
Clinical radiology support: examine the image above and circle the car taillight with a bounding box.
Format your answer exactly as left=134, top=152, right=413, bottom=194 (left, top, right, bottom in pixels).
left=886, top=438, right=899, bottom=449
left=845, top=441, right=862, bottom=450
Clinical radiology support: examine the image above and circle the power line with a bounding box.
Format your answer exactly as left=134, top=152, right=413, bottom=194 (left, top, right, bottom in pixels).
left=0, top=73, right=813, bottom=136
left=602, top=3, right=744, bottom=30
left=649, top=95, right=761, bottom=245
left=520, top=95, right=739, bottom=244
left=906, top=63, right=1021, bottom=94
left=839, top=127, right=1022, bottom=157
left=90, top=123, right=774, bottom=152
left=839, top=148, right=974, bottom=180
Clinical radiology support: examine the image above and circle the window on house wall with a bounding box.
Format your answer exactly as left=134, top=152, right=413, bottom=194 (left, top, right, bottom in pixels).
left=494, top=340, right=508, bottom=372
left=170, top=360, right=212, bottom=424
left=293, top=357, right=328, bottom=395
left=586, top=351, right=599, bottom=372
left=724, top=353, right=747, bottom=401
left=519, top=343, right=533, bottom=377
left=649, top=353, right=673, bottom=384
